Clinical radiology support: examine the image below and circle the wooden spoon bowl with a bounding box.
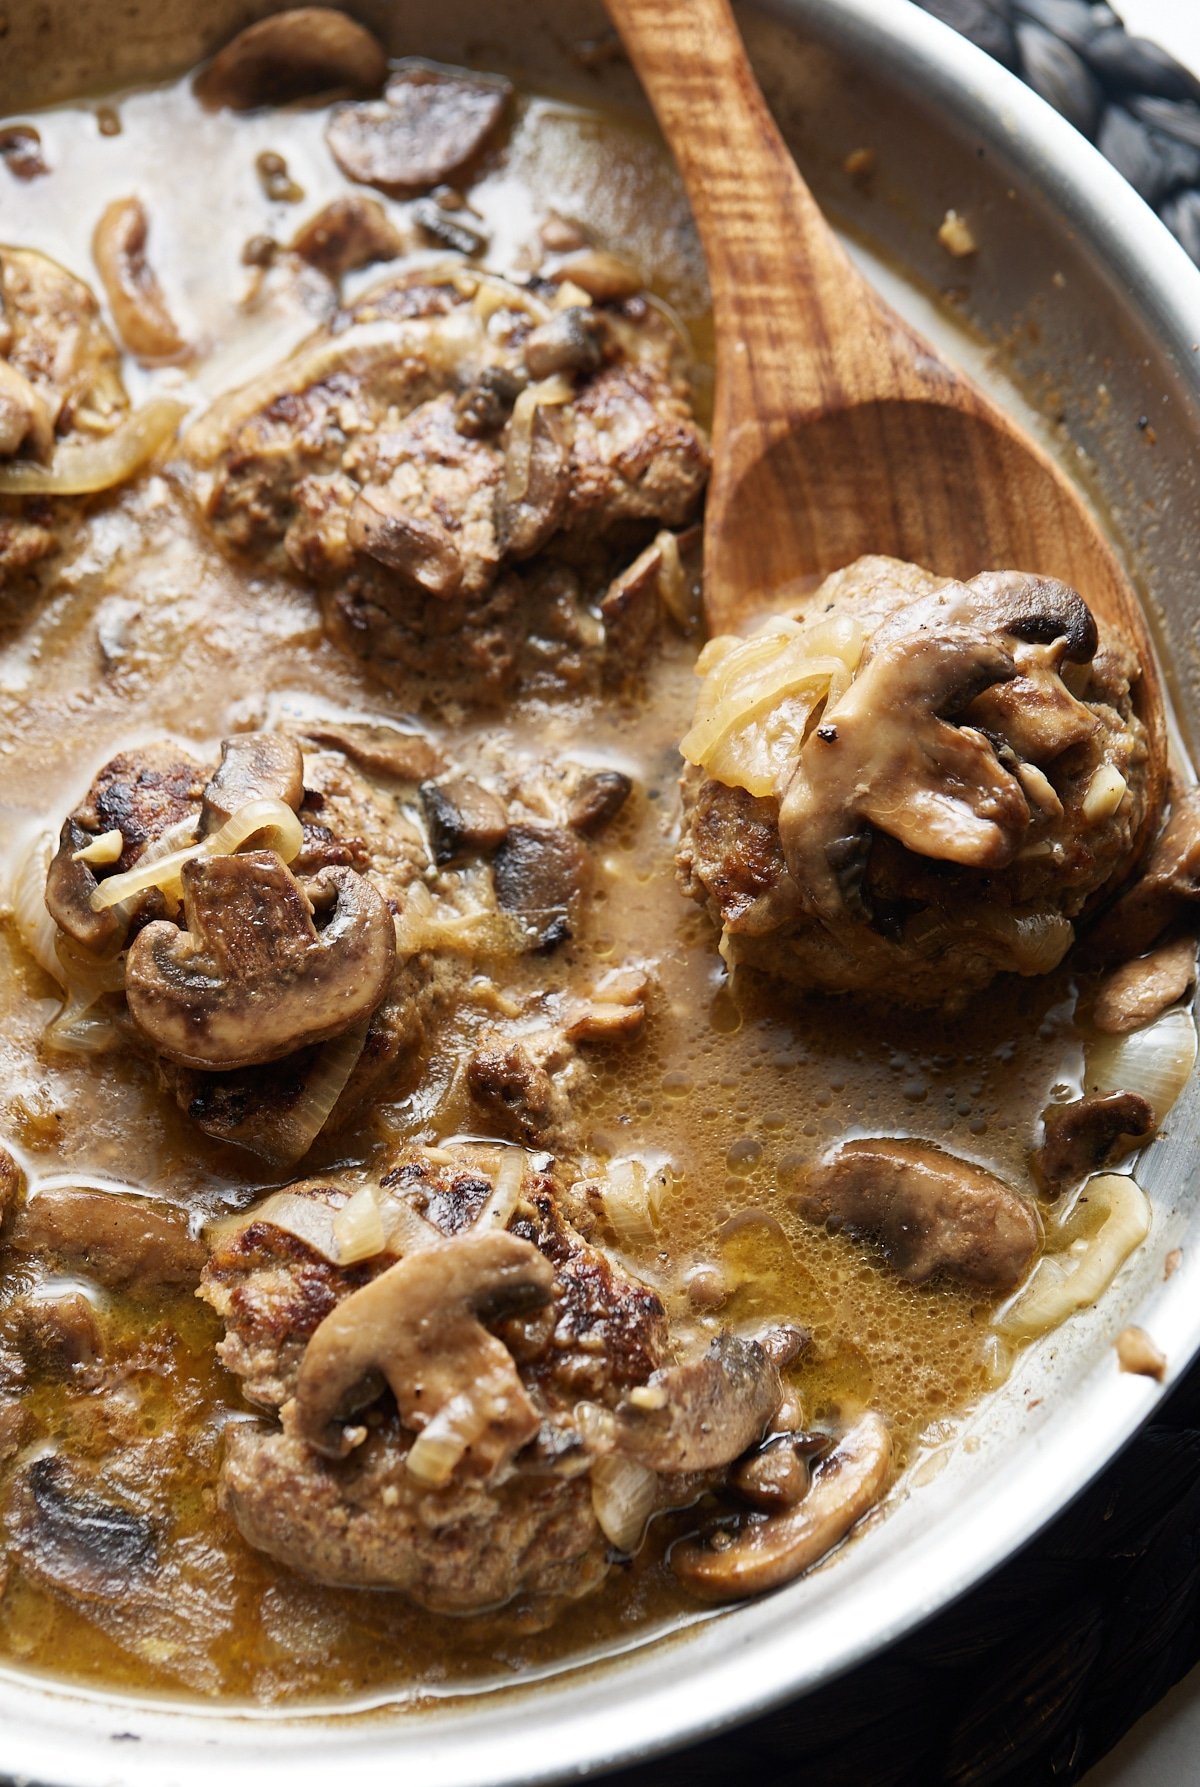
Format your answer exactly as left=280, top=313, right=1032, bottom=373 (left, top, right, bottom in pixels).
left=604, top=0, right=1166, bottom=838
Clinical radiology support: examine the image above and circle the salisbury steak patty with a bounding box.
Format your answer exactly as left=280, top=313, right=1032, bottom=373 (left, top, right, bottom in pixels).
left=677, top=556, right=1156, bottom=1010
left=185, top=263, right=708, bottom=701
left=202, top=1145, right=796, bottom=1613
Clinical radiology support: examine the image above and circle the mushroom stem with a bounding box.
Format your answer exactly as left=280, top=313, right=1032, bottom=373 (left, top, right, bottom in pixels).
left=671, top=1412, right=892, bottom=1602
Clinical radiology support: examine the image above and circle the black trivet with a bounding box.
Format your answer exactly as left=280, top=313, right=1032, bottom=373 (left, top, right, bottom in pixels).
left=913, top=0, right=1200, bottom=262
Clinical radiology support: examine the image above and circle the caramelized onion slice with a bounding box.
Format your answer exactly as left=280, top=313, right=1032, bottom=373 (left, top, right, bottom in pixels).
left=89, top=796, right=302, bottom=912
left=0, top=396, right=187, bottom=496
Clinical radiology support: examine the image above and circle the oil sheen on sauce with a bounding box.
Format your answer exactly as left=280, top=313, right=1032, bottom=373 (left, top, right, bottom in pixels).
left=0, top=68, right=1106, bottom=1707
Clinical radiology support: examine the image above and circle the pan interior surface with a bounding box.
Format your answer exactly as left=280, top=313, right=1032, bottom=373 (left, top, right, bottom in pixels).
left=0, top=1, right=1198, bottom=1782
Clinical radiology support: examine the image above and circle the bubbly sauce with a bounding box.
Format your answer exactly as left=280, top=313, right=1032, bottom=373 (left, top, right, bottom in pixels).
left=0, top=62, right=1155, bottom=1708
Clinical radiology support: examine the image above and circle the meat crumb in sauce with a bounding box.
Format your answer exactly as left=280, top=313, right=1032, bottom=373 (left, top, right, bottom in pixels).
left=0, top=12, right=1195, bottom=1705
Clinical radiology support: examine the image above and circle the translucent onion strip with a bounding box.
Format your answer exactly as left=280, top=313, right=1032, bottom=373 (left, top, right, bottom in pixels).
left=600, top=1158, right=667, bottom=1251
left=252, top=1019, right=370, bottom=1168
left=10, top=831, right=66, bottom=985
left=590, top=1452, right=658, bottom=1552
left=205, top=1190, right=343, bottom=1262
left=406, top=1393, right=487, bottom=1487
left=90, top=796, right=303, bottom=912
left=0, top=396, right=187, bottom=495
left=1086, top=1007, right=1197, bottom=1123
left=995, top=1173, right=1151, bottom=1339
left=680, top=614, right=865, bottom=798
left=332, top=1185, right=386, bottom=1266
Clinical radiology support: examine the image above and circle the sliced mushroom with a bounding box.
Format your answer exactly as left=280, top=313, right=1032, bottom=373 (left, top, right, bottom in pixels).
left=492, top=824, right=591, bottom=951
left=7, top=1188, right=206, bottom=1290
left=1087, top=786, right=1200, bottom=963
left=327, top=65, right=512, bottom=196
left=296, top=719, right=445, bottom=783
left=496, top=403, right=571, bottom=560
left=567, top=769, right=632, bottom=836
left=796, top=1138, right=1040, bottom=1291
left=780, top=629, right=1027, bottom=925
left=562, top=964, right=649, bottom=1043
left=199, top=732, right=305, bottom=836
left=290, top=195, right=404, bottom=280
left=454, top=366, right=525, bottom=439
left=523, top=307, right=603, bottom=382
left=289, top=1228, right=554, bottom=1467
left=671, top=1412, right=892, bottom=1601
left=1034, top=1091, right=1154, bottom=1196
left=6, top=1291, right=104, bottom=1383
left=92, top=198, right=187, bottom=363
left=604, top=1333, right=789, bottom=1473
left=547, top=249, right=642, bottom=303
left=348, top=483, right=462, bottom=597
left=419, top=776, right=508, bottom=865
left=45, top=817, right=127, bottom=954
left=124, top=852, right=394, bottom=1070
left=412, top=197, right=489, bottom=258
left=1093, top=933, right=1198, bottom=1034
left=730, top=1434, right=816, bottom=1511
left=194, top=9, right=387, bottom=111
left=10, top=1455, right=157, bottom=1600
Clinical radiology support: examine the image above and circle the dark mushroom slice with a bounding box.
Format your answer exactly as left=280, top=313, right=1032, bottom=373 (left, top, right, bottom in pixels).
left=124, top=852, right=395, bottom=1071
left=7, top=1187, right=206, bottom=1290
left=606, top=1332, right=793, bottom=1473
left=1093, top=933, right=1198, bottom=1033
left=1087, top=785, right=1200, bottom=964
left=8, top=1455, right=157, bottom=1601
left=348, top=482, right=463, bottom=598
left=454, top=366, right=525, bottom=439
left=194, top=8, right=387, bottom=111
left=199, top=732, right=305, bottom=835
left=289, top=1228, right=554, bottom=1467
left=1034, top=1091, right=1155, bottom=1196
left=290, top=196, right=404, bottom=280
left=296, top=719, right=445, bottom=783
left=522, top=307, right=603, bottom=382
left=44, top=817, right=127, bottom=955
left=411, top=198, right=489, bottom=258
left=731, top=1433, right=820, bottom=1511
left=419, top=776, right=508, bottom=865
left=492, top=824, right=592, bottom=951
left=92, top=197, right=186, bottom=363
left=796, top=1138, right=1040, bottom=1291
left=326, top=65, right=512, bottom=196
left=496, top=404, right=572, bottom=560
left=779, top=627, right=1027, bottom=926
left=567, top=769, right=633, bottom=836
left=672, top=1413, right=892, bottom=1602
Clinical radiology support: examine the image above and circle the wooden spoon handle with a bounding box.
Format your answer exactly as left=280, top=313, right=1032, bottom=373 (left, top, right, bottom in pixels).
left=603, top=0, right=920, bottom=425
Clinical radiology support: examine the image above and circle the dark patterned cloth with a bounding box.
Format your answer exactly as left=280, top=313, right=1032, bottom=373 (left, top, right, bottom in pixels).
left=915, top=0, right=1200, bottom=261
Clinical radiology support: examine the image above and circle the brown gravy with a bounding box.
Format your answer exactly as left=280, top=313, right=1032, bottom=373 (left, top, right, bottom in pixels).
left=0, top=61, right=1154, bottom=1707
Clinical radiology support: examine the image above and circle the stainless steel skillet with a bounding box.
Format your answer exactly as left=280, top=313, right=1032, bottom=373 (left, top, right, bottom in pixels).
left=1, top=0, right=1199, bottom=1781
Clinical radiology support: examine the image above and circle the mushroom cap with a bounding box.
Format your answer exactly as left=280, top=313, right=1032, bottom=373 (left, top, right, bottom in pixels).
left=124, top=850, right=395, bottom=1071
left=289, top=1228, right=555, bottom=1470
left=671, top=1411, right=893, bottom=1602
left=193, top=8, right=387, bottom=112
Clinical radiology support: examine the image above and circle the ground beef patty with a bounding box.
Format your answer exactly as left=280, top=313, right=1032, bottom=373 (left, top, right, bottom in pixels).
left=185, top=263, right=709, bottom=702
left=677, top=555, right=1156, bottom=1010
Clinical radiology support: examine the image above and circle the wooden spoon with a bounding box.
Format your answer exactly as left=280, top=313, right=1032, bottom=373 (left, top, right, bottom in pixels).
left=604, top=0, right=1164, bottom=812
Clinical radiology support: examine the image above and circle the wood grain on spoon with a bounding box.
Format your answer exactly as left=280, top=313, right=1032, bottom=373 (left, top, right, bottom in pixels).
left=604, top=0, right=1164, bottom=832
